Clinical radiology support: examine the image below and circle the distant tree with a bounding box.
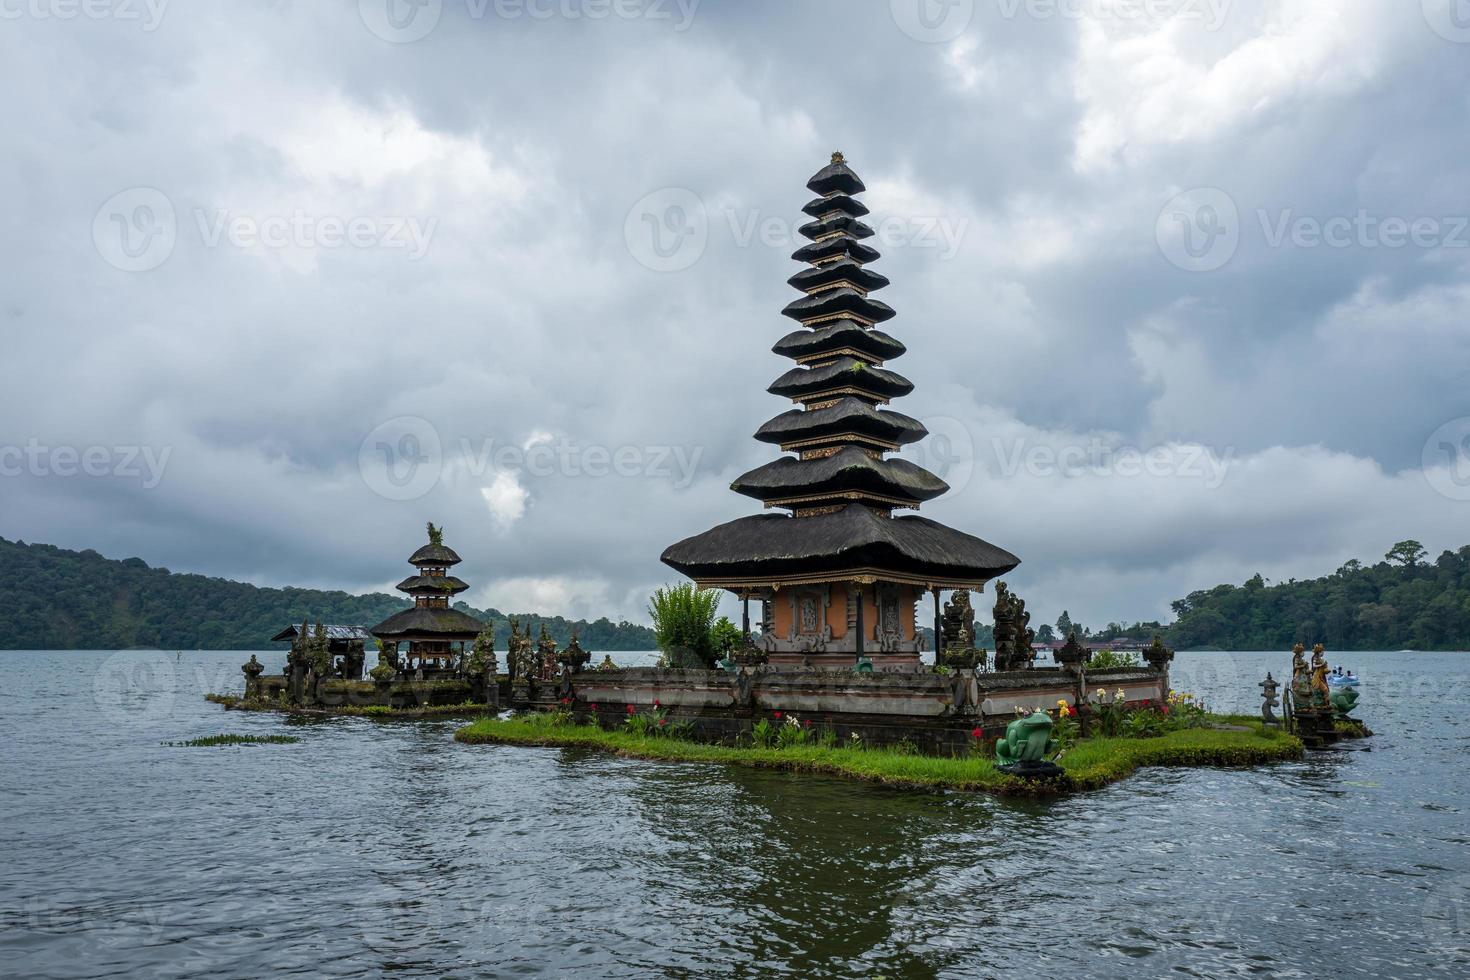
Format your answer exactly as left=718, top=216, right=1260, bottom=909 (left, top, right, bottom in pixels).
left=1386, top=540, right=1428, bottom=568
left=1036, top=624, right=1055, bottom=643
left=1055, top=610, right=1073, bottom=638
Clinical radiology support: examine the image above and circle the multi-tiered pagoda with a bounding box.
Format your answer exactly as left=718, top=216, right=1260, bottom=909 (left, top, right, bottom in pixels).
left=371, top=524, right=485, bottom=675
left=662, top=153, right=1019, bottom=670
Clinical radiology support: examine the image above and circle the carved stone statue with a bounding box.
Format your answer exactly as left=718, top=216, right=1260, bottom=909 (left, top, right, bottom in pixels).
left=991, top=582, right=1036, bottom=671
left=1143, top=635, right=1174, bottom=672
left=558, top=630, right=591, bottom=673
left=1054, top=632, right=1086, bottom=670
left=1260, top=672, right=1281, bottom=728
left=537, top=625, right=559, bottom=681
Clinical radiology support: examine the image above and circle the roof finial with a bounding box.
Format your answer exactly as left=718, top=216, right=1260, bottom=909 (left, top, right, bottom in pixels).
left=426, top=522, right=443, bottom=547
left=831, top=150, right=845, bottom=165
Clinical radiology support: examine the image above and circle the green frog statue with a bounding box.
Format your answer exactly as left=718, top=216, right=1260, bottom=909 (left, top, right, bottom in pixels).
left=1330, top=685, right=1360, bottom=720
left=995, top=710, right=1065, bottom=779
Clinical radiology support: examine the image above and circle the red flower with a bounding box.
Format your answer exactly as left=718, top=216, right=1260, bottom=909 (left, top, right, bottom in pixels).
left=653, top=699, right=661, bottom=708
left=971, top=727, right=983, bottom=738
left=773, top=711, right=783, bottom=720
left=590, top=703, right=598, bottom=711
left=658, top=718, right=668, bottom=727
left=626, top=704, right=636, bottom=714
left=559, top=697, right=570, bottom=705
left=803, top=719, right=812, bottom=728
left=1160, top=704, right=1170, bottom=715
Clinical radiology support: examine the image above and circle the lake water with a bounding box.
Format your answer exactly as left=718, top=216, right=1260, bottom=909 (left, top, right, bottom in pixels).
left=2, top=649, right=1468, bottom=978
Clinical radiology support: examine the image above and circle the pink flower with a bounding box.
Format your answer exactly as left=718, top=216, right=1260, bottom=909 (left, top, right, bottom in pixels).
left=590, top=703, right=598, bottom=711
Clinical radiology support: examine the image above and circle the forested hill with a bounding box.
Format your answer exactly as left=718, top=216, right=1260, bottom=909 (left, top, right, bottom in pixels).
left=0, top=537, right=656, bottom=651
left=1168, top=541, right=1470, bottom=651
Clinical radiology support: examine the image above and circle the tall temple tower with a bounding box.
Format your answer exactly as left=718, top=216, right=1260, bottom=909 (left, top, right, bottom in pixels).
left=661, top=153, right=1020, bottom=670
left=371, top=524, right=485, bottom=675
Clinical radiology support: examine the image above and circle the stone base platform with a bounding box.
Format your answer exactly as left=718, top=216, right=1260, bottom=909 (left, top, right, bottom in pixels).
left=518, top=665, right=1169, bottom=755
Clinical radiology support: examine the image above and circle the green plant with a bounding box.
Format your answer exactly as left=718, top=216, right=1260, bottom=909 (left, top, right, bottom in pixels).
left=751, top=718, right=776, bottom=749
left=819, top=728, right=838, bottom=750
left=166, top=733, right=300, bottom=747
left=1088, top=649, right=1141, bottom=669
left=1053, top=713, right=1081, bottom=753
left=648, top=583, right=722, bottom=668
left=710, top=616, right=743, bottom=657
left=1089, top=687, right=1130, bottom=737
left=891, top=737, right=920, bottom=756
left=774, top=714, right=814, bottom=749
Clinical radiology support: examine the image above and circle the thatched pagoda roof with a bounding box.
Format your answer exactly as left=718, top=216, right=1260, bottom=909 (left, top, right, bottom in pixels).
left=755, top=398, right=927, bottom=449
left=408, top=543, right=461, bottom=567
left=395, top=575, right=470, bottom=596
left=370, top=605, right=484, bottom=641
left=662, top=505, right=1019, bottom=589
left=732, top=447, right=948, bottom=507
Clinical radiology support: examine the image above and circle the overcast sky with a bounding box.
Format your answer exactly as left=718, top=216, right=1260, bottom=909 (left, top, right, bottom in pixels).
left=3, top=0, right=1469, bottom=632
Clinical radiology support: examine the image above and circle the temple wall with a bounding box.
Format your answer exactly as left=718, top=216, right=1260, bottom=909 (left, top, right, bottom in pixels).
left=560, top=665, right=1170, bottom=753
left=765, top=583, right=922, bottom=647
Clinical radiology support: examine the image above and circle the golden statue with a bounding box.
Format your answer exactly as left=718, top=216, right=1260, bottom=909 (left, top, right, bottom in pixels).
left=1289, top=643, right=1307, bottom=692
left=1309, top=644, right=1331, bottom=707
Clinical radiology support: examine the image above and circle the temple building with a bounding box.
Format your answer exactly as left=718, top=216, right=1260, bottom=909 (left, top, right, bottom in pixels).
left=662, top=153, right=1019, bottom=670
left=370, top=524, right=486, bottom=676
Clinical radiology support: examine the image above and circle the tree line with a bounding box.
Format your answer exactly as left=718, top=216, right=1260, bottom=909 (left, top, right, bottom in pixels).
left=1166, top=540, right=1470, bottom=651
left=0, top=537, right=656, bottom=651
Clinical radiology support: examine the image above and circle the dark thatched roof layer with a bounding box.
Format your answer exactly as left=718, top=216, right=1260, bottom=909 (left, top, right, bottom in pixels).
left=755, top=398, right=927, bottom=448
left=769, top=358, right=913, bottom=402
left=270, top=624, right=375, bottom=643
left=791, top=236, right=880, bottom=266
left=807, top=158, right=867, bottom=196
left=370, top=605, right=485, bottom=640
left=782, top=287, right=895, bottom=325
left=772, top=321, right=905, bottom=363
left=408, top=543, right=462, bottom=567
left=801, top=194, right=869, bottom=219
left=732, top=447, right=948, bottom=505
left=396, top=575, right=470, bottom=595
left=661, top=504, right=1020, bottom=585
left=787, top=259, right=890, bottom=294
left=798, top=215, right=874, bottom=242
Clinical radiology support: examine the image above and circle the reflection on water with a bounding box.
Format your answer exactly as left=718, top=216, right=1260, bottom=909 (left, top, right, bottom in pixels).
left=1, top=650, right=1468, bottom=977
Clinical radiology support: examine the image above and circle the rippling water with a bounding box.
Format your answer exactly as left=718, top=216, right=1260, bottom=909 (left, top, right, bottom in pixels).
left=2, top=649, right=1468, bottom=978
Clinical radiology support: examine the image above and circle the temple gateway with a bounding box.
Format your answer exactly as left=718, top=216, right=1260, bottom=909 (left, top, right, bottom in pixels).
left=662, top=152, right=1020, bottom=670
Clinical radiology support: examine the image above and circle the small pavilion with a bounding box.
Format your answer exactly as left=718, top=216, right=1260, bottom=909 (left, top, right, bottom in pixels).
left=269, top=624, right=373, bottom=679
left=370, top=524, right=485, bottom=676
left=661, top=153, right=1020, bottom=670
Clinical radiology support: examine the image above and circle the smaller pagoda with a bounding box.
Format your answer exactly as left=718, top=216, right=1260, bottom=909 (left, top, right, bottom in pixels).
left=370, top=523, right=485, bottom=676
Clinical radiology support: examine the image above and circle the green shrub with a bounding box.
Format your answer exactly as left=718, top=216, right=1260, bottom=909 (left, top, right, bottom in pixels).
left=774, top=714, right=814, bottom=749
left=1088, top=649, right=1141, bottom=669
left=649, top=583, right=722, bottom=668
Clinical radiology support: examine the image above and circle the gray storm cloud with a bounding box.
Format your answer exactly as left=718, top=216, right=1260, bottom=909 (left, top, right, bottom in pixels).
left=1, top=0, right=1467, bottom=628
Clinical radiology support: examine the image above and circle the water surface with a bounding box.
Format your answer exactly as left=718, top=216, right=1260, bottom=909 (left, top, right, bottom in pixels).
left=2, top=650, right=1468, bottom=977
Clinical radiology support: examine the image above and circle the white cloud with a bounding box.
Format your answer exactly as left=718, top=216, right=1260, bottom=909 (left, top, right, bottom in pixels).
left=481, top=473, right=530, bottom=528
